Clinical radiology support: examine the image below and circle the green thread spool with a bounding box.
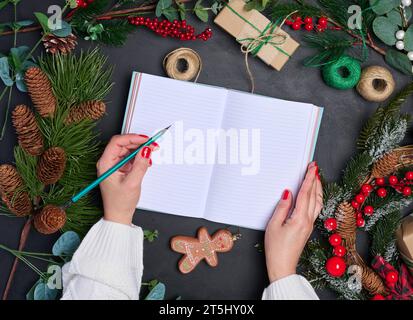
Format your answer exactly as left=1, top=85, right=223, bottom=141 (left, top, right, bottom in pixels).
left=322, top=56, right=362, bottom=90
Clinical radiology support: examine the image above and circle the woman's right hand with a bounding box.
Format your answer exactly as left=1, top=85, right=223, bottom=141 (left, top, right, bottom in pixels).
left=96, top=134, right=158, bottom=226
left=264, top=161, right=323, bottom=283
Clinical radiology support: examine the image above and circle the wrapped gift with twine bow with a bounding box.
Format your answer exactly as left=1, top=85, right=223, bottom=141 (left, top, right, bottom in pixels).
left=214, top=0, right=299, bottom=90
left=397, top=214, right=413, bottom=276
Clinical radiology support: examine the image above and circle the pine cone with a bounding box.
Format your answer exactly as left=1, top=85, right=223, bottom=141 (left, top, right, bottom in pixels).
left=37, top=147, right=67, bottom=185
left=64, top=101, right=106, bottom=125
left=336, top=201, right=357, bottom=242
left=34, top=205, right=66, bottom=234
left=43, top=33, right=77, bottom=55
left=370, top=146, right=413, bottom=180
left=12, top=105, right=44, bottom=156
left=0, top=165, right=32, bottom=216
left=25, top=67, right=57, bottom=118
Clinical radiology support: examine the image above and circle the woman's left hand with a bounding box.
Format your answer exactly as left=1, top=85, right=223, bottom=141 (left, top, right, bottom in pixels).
left=264, top=161, right=323, bottom=283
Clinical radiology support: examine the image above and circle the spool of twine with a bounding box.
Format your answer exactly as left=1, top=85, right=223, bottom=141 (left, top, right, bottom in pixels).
left=322, top=56, right=361, bottom=90
left=163, top=48, right=202, bottom=82
left=356, top=66, right=395, bottom=102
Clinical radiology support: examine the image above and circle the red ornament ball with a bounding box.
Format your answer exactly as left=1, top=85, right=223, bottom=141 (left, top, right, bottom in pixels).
left=285, top=19, right=293, bottom=25
left=355, top=193, right=365, bottom=204
left=377, top=188, right=387, bottom=198
left=389, top=175, right=398, bottom=185
left=304, top=23, right=314, bottom=31
left=361, top=184, right=373, bottom=195
left=405, top=171, right=413, bottom=180
left=351, top=200, right=360, bottom=209
left=375, top=177, right=386, bottom=186
left=333, top=245, right=346, bottom=257
left=385, top=271, right=399, bottom=284
left=403, top=186, right=412, bottom=196
left=363, top=205, right=374, bottom=216
left=371, top=294, right=385, bottom=300
left=356, top=217, right=365, bottom=228
left=292, top=22, right=301, bottom=30
left=304, top=17, right=313, bottom=24
left=325, top=256, right=346, bottom=277
left=324, top=218, right=337, bottom=231
left=329, top=233, right=342, bottom=247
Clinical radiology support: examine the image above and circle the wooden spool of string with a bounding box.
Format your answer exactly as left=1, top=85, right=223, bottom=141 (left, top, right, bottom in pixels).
left=163, top=48, right=202, bottom=82
left=356, top=66, right=395, bottom=102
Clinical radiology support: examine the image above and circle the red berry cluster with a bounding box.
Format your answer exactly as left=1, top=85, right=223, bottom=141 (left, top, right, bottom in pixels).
left=285, top=16, right=328, bottom=32
left=349, top=171, right=413, bottom=228
left=76, top=0, right=94, bottom=8
left=128, top=17, right=212, bottom=41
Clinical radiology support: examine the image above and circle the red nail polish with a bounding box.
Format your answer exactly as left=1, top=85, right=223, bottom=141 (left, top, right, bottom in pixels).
left=142, top=146, right=151, bottom=159
left=151, top=141, right=159, bottom=148
left=315, top=166, right=319, bottom=176
left=138, top=134, right=149, bottom=139
left=149, top=159, right=152, bottom=167
left=282, top=190, right=289, bottom=200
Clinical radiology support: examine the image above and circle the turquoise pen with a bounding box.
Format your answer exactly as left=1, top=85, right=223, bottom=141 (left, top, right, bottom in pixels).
left=62, top=125, right=172, bottom=209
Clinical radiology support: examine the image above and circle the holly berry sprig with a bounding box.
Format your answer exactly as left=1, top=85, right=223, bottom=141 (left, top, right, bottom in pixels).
left=322, top=171, right=413, bottom=281
left=76, top=0, right=94, bottom=9
left=285, top=15, right=341, bottom=33
left=127, top=17, right=212, bottom=41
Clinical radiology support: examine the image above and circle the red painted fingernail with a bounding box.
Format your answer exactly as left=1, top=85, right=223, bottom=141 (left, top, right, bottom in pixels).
left=138, top=134, right=149, bottom=139
left=282, top=189, right=289, bottom=200
left=315, top=166, right=319, bottom=176
left=149, top=159, right=152, bottom=167
left=151, top=141, right=159, bottom=148
left=141, top=146, right=151, bottom=159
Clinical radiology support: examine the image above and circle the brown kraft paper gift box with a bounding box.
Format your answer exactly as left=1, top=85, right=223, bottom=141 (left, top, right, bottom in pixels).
left=397, top=215, right=413, bottom=274
left=214, top=0, right=299, bottom=71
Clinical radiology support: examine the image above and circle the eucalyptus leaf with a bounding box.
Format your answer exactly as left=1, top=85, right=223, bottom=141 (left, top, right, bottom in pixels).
left=385, top=48, right=412, bottom=75
left=0, top=0, right=9, bottom=10
left=370, top=0, right=401, bottom=15
left=162, top=7, right=179, bottom=21
left=51, top=21, right=72, bottom=38
left=33, top=280, right=59, bottom=300
left=15, top=72, right=27, bottom=92
left=156, top=0, right=172, bottom=18
left=16, top=20, right=34, bottom=27
left=26, top=279, right=42, bottom=300
left=176, top=1, right=186, bottom=20
left=145, top=282, right=166, bottom=300
left=10, top=46, right=30, bottom=71
left=194, top=0, right=209, bottom=22
left=404, top=24, right=413, bottom=51
left=0, top=57, right=13, bottom=86
left=387, top=8, right=412, bottom=25
left=245, top=0, right=269, bottom=11
left=372, top=16, right=399, bottom=45
left=52, top=231, right=81, bottom=257
left=34, top=12, right=50, bottom=33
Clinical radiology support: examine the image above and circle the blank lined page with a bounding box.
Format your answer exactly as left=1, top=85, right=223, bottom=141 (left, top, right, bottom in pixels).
left=123, top=73, right=228, bottom=218
left=204, top=90, right=321, bottom=230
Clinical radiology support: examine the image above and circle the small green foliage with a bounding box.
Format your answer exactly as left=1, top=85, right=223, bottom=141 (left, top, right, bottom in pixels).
left=254, top=242, right=263, bottom=252
left=144, top=229, right=159, bottom=242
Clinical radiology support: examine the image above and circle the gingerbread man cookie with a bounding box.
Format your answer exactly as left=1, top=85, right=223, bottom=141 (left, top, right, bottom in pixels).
left=170, top=227, right=234, bottom=274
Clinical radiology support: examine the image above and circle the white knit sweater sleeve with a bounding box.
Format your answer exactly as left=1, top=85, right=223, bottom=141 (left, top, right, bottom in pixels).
left=262, top=275, right=319, bottom=300
left=61, top=218, right=144, bottom=300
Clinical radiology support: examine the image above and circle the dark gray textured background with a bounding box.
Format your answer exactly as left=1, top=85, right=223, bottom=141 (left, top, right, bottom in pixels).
left=1, top=0, right=412, bottom=300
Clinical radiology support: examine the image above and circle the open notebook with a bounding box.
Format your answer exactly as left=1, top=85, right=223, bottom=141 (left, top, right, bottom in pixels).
left=122, top=72, right=323, bottom=230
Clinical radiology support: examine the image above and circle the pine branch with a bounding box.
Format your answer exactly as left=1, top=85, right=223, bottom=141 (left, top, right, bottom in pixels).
left=95, top=20, right=136, bottom=46
left=357, top=81, right=413, bottom=153
left=370, top=210, right=401, bottom=265
left=38, top=48, right=113, bottom=107
left=341, top=152, right=373, bottom=195
left=303, top=30, right=356, bottom=66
